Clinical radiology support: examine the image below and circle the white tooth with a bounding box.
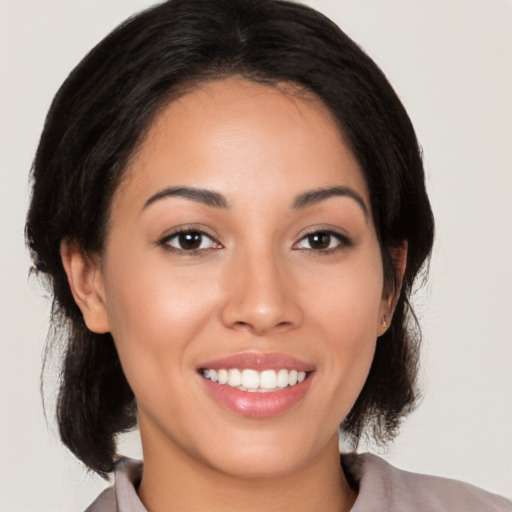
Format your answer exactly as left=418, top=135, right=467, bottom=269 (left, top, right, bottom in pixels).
left=277, top=369, right=289, bottom=388
left=211, top=368, right=305, bottom=389
left=260, top=370, right=277, bottom=389
left=228, top=369, right=242, bottom=387
left=241, top=369, right=259, bottom=389
left=218, top=369, right=228, bottom=385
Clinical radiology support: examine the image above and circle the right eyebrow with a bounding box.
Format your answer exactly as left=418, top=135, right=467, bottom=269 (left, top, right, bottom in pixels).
left=142, top=186, right=229, bottom=211
left=292, top=186, right=369, bottom=218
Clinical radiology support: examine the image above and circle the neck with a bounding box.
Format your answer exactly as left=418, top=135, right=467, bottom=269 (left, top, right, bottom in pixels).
left=137, top=428, right=356, bottom=512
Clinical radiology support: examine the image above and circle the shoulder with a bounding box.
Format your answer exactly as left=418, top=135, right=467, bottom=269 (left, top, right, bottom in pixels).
left=342, top=453, right=511, bottom=512
left=84, top=487, right=116, bottom=512
left=84, top=458, right=144, bottom=512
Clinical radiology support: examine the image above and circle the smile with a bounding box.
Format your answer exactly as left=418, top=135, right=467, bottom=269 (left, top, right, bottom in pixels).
left=201, top=368, right=308, bottom=392
left=198, top=353, right=315, bottom=417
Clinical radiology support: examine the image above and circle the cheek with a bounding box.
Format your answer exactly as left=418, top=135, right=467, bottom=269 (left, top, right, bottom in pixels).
left=304, top=252, right=384, bottom=335
left=105, top=250, right=218, bottom=332
left=300, top=252, right=383, bottom=398
left=101, top=256, right=220, bottom=392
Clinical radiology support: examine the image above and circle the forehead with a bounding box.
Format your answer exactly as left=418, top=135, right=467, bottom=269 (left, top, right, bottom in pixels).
left=117, top=78, right=368, bottom=211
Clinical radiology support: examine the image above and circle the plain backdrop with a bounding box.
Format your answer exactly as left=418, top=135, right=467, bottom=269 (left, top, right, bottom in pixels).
left=1, top=1, right=511, bottom=510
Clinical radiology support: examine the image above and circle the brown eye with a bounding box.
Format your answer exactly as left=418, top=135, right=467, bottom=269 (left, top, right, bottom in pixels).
left=306, top=233, right=331, bottom=250
left=177, top=232, right=203, bottom=250
left=163, top=230, right=218, bottom=251
left=295, top=230, right=350, bottom=252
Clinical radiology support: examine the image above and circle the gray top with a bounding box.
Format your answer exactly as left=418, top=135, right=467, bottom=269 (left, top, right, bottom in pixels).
left=85, top=453, right=511, bottom=512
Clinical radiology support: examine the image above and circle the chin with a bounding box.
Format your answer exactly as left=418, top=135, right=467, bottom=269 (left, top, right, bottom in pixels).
left=193, top=426, right=337, bottom=479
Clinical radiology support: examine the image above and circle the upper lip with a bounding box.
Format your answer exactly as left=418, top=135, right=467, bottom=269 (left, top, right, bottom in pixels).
left=198, top=352, right=315, bottom=372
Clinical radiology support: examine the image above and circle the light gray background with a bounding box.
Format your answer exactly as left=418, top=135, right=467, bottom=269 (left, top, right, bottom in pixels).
left=1, top=1, right=511, bottom=510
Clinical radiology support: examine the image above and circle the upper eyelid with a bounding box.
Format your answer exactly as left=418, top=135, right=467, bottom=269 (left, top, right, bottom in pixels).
left=159, top=225, right=219, bottom=242
left=158, top=228, right=222, bottom=255
left=156, top=225, right=352, bottom=248
left=293, top=229, right=352, bottom=250
left=157, top=229, right=220, bottom=252
left=295, top=226, right=351, bottom=241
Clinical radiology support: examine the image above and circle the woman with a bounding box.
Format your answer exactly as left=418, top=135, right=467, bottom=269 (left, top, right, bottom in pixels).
left=25, top=0, right=510, bottom=510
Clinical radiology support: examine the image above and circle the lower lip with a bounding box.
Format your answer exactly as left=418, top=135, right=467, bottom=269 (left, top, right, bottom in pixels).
left=201, top=375, right=313, bottom=418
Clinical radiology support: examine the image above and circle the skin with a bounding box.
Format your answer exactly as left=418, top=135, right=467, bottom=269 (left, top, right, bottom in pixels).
left=62, top=79, right=403, bottom=512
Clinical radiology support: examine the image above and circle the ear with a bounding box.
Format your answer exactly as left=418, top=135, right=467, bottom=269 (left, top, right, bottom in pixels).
left=377, top=241, right=408, bottom=337
left=60, top=241, right=110, bottom=334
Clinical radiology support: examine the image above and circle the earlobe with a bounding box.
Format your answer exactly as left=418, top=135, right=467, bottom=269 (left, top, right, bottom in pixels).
left=60, top=241, right=110, bottom=334
left=377, top=242, right=408, bottom=337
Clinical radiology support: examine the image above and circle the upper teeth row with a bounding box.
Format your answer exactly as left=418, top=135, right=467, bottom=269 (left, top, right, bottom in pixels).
left=203, top=368, right=307, bottom=391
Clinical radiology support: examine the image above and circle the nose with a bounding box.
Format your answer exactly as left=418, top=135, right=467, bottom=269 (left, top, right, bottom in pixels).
left=220, top=249, right=303, bottom=335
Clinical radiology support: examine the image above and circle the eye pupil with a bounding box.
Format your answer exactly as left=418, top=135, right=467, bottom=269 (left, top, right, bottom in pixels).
left=179, top=232, right=202, bottom=250
left=308, top=233, right=330, bottom=249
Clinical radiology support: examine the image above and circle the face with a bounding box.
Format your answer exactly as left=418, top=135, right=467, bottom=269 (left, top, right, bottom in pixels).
left=73, top=79, right=393, bottom=478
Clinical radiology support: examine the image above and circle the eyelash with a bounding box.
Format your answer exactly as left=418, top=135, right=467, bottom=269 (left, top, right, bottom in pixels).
left=293, top=230, right=352, bottom=255
left=157, top=228, right=352, bottom=255
left=158, top=228, right=221, bottom=255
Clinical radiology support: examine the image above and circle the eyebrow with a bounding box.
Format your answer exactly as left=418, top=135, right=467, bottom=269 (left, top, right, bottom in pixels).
left=292, top=186, right=369, bottom=217
left=143, top=186, right=229, bottom=210
left=142, top=184, right=368, bottom=216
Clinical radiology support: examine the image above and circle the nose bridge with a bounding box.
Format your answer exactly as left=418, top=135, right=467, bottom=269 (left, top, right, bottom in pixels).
left=220, top=243, right=301, bottom=334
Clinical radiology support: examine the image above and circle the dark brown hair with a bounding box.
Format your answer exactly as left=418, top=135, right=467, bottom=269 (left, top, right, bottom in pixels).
left=26, top=0, right=434, bottom=476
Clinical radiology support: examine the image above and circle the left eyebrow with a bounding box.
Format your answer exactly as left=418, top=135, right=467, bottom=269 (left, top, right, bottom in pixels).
left=292, top=186, right=369, bottom=217
left=142, top=186, right=229, bottom=211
